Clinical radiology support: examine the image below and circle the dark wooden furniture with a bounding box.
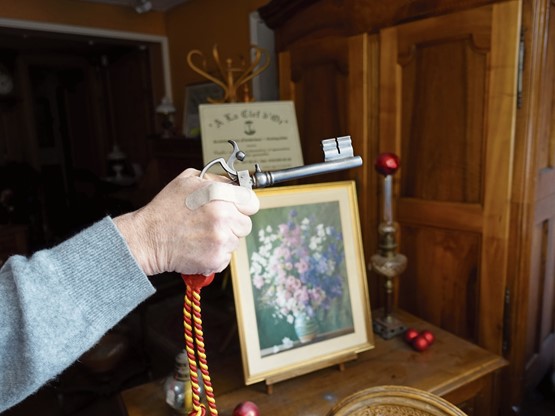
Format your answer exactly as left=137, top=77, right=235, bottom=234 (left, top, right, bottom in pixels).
left=258, top=0, right=555, bottom=412
left=120, top=311, right=506, bottom=416
left=0, top=224, right=28, bottom=264
left=149, top=137, right=203, bottom=181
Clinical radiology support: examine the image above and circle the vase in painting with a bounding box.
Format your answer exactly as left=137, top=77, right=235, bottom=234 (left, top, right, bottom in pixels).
left=294, top=312, right=318, bottom=343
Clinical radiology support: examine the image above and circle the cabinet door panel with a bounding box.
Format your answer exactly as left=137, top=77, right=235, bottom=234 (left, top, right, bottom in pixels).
left=280, top=37, right=351, bottom=164
left=400, top=37, right=487, bottom=203
left=279, top=34, right=379, bottom=273
left=379, top=1, right=521, bottom=350
left=401, top=225, right=480, bottom=337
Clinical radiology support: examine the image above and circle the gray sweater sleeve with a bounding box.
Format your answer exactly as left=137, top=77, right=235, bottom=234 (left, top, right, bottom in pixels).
left=0, top=217, right=156, bottom=412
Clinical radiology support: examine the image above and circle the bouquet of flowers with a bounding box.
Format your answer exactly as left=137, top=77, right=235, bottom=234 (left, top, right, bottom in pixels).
left=250, top=209, right=345, bottom=324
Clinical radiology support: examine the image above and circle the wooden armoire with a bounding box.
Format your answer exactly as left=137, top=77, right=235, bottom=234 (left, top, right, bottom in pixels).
left=259, top=0, right=555, bottom=414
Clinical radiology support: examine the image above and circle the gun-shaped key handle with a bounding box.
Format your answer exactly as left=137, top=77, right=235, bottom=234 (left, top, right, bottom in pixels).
left=200, top=135, right=363, bottom=188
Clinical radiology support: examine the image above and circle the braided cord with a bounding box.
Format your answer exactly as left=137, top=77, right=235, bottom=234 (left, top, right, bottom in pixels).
left=190, top=289, right=218, bottom=414
left=183, top=285, right=218, bottom=416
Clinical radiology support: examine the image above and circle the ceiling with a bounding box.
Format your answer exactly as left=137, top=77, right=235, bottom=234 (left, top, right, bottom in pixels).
left=77, top=0, right=192, bottom=12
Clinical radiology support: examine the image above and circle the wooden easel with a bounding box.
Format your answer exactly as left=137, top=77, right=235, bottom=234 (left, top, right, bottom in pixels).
left=264, top=352, right=358, bottom=394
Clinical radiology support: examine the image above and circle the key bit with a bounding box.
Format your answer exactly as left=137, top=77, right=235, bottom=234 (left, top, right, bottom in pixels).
left=323, top=136, right=355, bottom=161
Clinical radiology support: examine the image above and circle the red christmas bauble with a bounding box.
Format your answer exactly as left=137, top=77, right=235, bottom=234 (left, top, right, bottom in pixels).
left=411, top=335, right=430, bottom=352
left=404, top=328, right=420, bottom=343
left=420, top=329, right=435, bottom=345
left=232, top=401, right=260, bottom=416
left=374, top=153, right=400, bottom=176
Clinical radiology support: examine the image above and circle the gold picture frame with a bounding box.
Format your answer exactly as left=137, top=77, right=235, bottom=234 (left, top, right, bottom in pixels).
left=230, top=181, right=374, bottom=386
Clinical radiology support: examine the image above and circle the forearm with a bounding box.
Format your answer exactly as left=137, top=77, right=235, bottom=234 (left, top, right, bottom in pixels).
left=0, top=217, right=155, bottom=412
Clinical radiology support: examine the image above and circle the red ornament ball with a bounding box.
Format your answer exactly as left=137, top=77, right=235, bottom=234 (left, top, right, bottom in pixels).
left=374, top=153, right=400, bottom=176
left=411, top=335, right=430, bottom=352
left=232, top=401, right=260, bottom=416
left=420, top=329, right=435, bottom=345
left=404, top=328, right=420, bottom=343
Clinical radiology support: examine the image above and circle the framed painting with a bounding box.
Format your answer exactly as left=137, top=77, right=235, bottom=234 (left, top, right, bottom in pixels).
left=182, top=82, right=224, bottom=138
left=230, top=181, right=374, bottom=385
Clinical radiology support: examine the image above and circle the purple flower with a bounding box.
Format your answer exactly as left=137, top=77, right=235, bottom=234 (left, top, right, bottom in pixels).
left=250, top=210, right=346, bottom=322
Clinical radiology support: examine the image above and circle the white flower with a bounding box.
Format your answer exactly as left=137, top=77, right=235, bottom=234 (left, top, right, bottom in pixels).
left=309, top=236, right=322, bottom=250
left=326, top=259, right=336, bottom=274
left=251, top=262, right=262, bottom=275
left=282, top=337, right=294, bottom=349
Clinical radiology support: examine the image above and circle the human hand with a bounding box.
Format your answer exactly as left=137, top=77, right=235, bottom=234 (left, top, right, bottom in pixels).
left=114, top=168, right=259, bottom=276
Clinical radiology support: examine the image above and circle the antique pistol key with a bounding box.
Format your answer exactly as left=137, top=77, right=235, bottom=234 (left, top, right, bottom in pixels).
left=181, top=135, right=362, bottom=415
left=200, top=135, right=363, bottom=188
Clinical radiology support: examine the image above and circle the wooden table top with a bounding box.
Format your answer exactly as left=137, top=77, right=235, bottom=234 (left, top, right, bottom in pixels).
left=121, top=310, right=507, bottom=416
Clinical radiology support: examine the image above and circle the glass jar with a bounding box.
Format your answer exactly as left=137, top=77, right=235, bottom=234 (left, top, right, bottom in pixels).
left=163, top=350, right=193, bottom=414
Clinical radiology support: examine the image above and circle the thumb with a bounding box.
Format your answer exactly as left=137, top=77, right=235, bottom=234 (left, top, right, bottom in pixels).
left=233, top=186, right=260, bottom=215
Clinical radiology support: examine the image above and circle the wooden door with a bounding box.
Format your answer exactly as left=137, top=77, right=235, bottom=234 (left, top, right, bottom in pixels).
left=379, top=0, right=521, bottom=357
left=508, top=0, right=555, bottom=404
left=526, top=0, right=555, bottom=390
left=279, top=33, right=380, bottom=277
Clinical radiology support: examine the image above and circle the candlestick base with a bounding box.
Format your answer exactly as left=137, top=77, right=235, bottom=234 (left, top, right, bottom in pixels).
left=372, top=308, right=407, bottom=340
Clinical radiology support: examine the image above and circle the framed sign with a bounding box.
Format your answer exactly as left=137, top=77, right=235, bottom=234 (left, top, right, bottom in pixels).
left=199, top=101, right=303, bottom=173
left=230, top=181, right=374, bottom=385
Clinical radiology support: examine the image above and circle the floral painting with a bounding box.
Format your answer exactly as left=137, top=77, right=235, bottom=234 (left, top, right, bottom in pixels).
left=246, top=202, right=354, bottom=356
left=230, top=181, right=373, bottom=385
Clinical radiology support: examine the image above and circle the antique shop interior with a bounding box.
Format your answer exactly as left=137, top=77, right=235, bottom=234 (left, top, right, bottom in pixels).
left=1, top=0, right=555, bottom=415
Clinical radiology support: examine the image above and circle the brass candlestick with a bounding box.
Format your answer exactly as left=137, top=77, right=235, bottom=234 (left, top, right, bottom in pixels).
left=370, top=153, right=407, bottom=340
left=186, top=44, right=270, bottom=103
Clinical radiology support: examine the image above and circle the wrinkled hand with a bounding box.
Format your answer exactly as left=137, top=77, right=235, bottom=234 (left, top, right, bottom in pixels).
left=114, top=168, right=259, bottom=276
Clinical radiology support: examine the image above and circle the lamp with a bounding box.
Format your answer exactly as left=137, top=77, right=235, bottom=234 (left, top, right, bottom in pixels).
left=156, top=96, right=176, bottom=138
left=370, top=152, right=408, bottom=340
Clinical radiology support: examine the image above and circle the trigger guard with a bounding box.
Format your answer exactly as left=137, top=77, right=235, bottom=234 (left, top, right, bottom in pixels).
left=199, top=140, right=246, bottom=183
